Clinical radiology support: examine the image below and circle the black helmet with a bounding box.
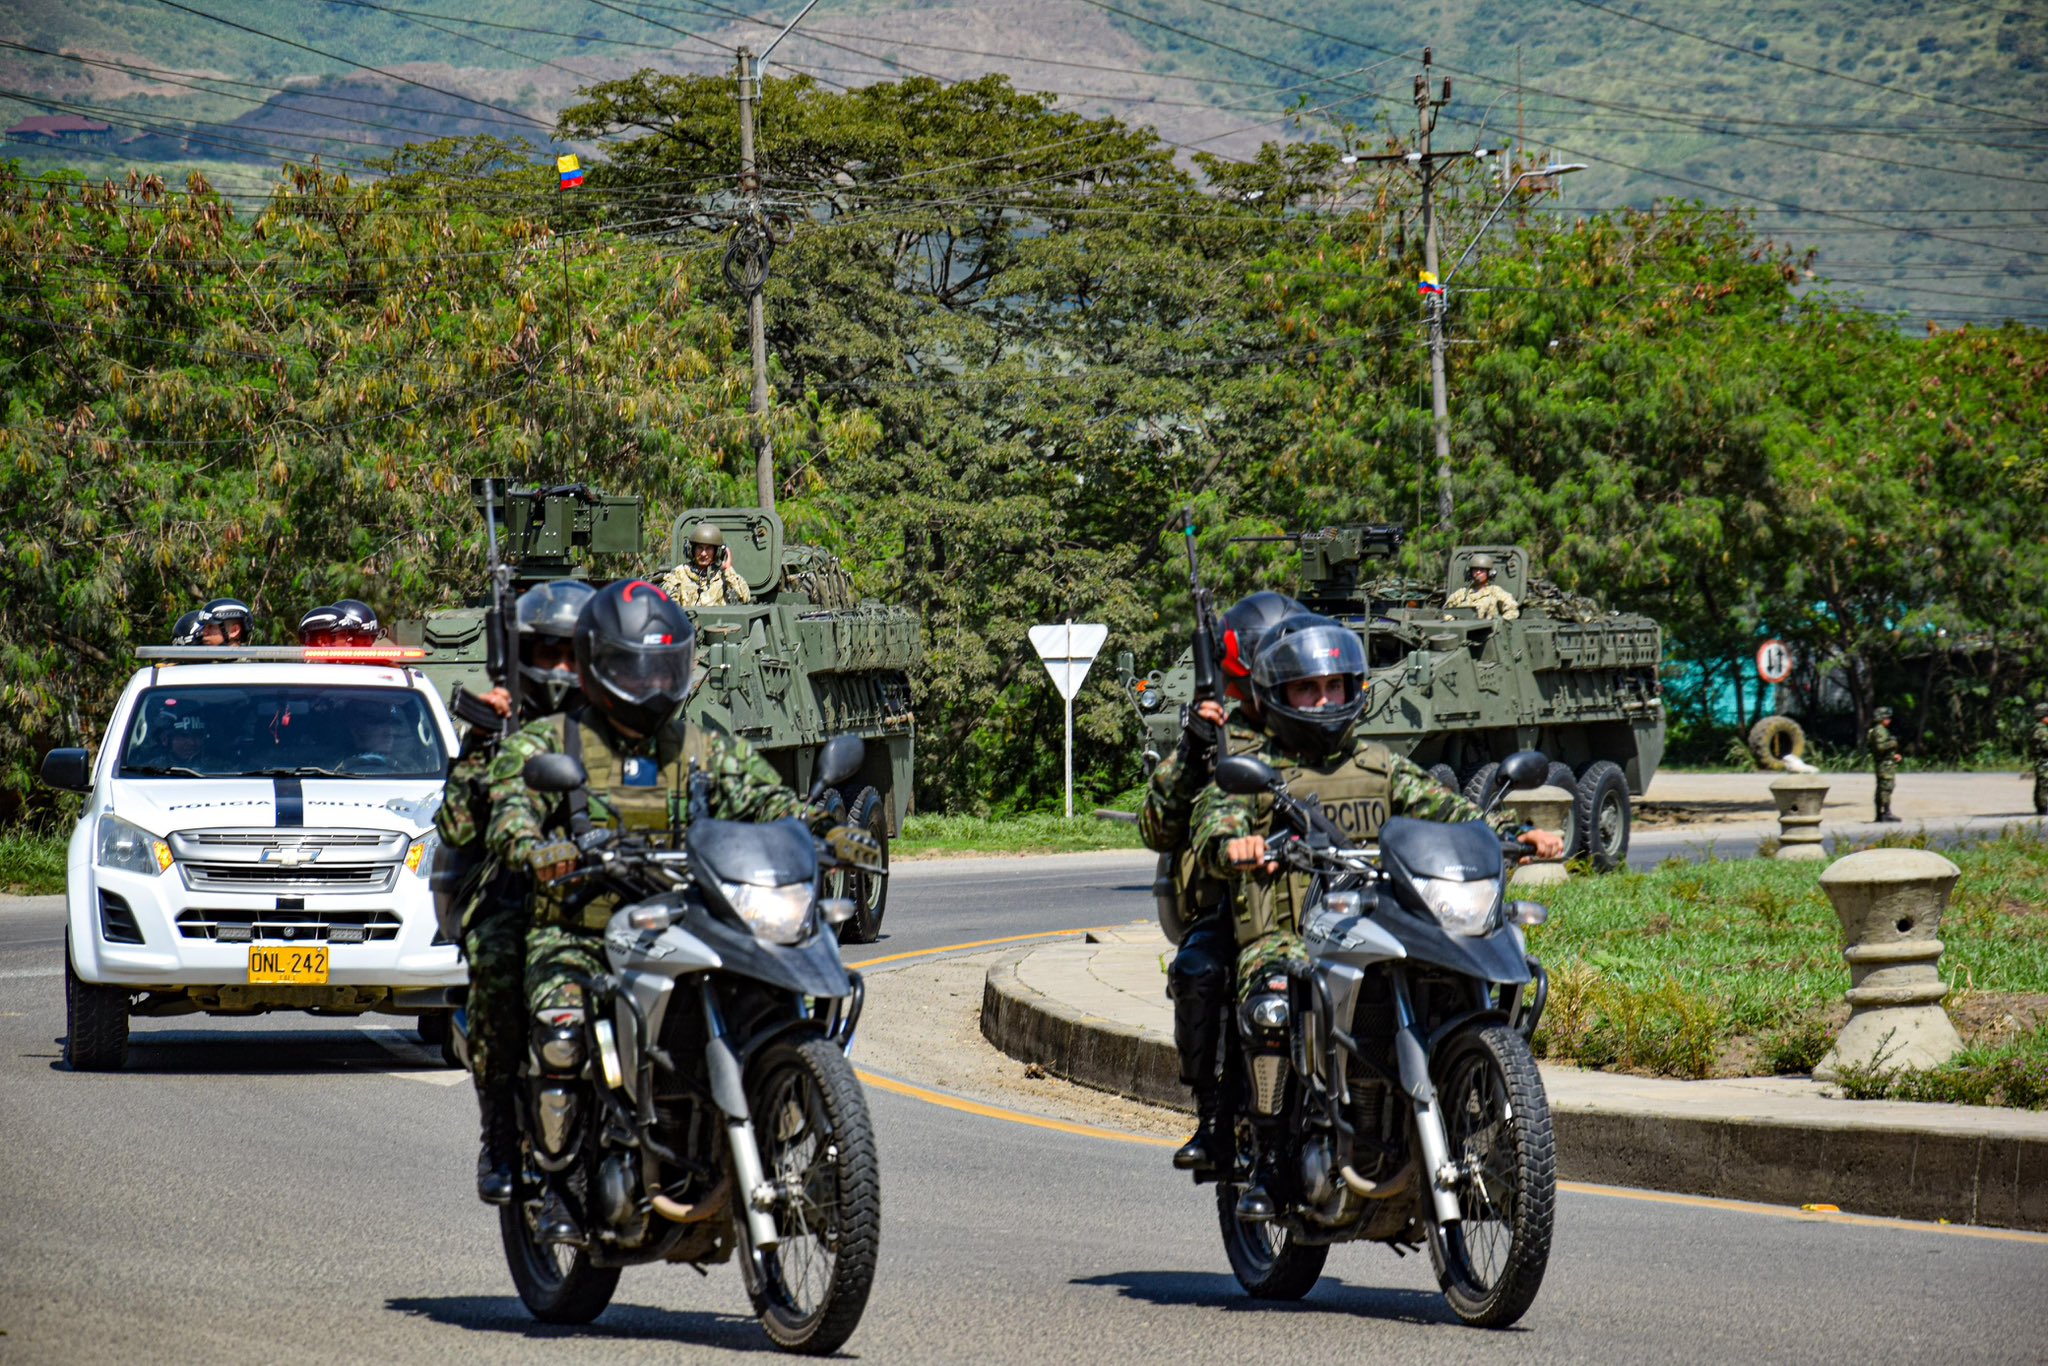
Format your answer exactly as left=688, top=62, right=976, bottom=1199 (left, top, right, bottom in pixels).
left=201, top=597, right=252, bottom=645
left=1250, top=613, right=1368, bottom=756
left=171, top=610, right=207, bottom=646
left=300, top=600, right=380, bottom=647
left=574, top=578, right=696, bottom=737
left=1219, top=591, right=1303, bottom=703
left=517, top=580, right=596, bottom=713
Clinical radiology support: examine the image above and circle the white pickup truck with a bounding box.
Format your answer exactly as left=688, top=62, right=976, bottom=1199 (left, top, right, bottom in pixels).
left=40, top=653, right=466, bottom=1070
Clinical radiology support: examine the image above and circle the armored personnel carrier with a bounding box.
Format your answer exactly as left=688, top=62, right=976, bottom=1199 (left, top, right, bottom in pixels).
left=393, top=482, right=919, bottom=940
left=1118, top=526, right=1663, bottom=870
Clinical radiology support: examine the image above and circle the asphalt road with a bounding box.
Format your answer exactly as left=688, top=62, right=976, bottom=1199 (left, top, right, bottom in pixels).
left=4, top=852, right=2046, bottom=1364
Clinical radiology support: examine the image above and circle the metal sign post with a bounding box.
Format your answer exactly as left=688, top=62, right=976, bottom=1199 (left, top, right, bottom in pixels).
left=1029, top=622, right=1108, bottom=819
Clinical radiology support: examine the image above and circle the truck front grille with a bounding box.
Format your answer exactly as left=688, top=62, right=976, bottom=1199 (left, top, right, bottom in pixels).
left=183, top=863, right=397, bottom=893
left=176, top=909, right=405, bottom=943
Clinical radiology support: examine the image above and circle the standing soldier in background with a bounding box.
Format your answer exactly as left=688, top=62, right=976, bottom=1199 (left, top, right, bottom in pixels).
left=1869, top=706, right=1902, bottom=823
left=1444, top=553, right=1520, bottom=620
left=1140, top=591, right=1300, bottom=1175
left=2027, top=702, right=2048, bottom=817
left=437, top=580, right=593, bottom=1205
left=660, top=524, right=752, bottom=607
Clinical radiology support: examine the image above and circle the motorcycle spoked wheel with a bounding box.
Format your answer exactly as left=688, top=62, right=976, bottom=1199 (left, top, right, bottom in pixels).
left=737, top=1036, right=881, bottom=1355
left=500, top=1155, right=621, bottom=1324
left=1424, top=1023, right=1557, bottom=1329
left=1214, top=1126, right=1329, bottom=1301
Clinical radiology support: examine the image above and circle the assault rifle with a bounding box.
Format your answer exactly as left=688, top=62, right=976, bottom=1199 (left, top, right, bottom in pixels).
left=450, top=478, right=521, bottom=736
left=1181, top=507, right=1222, bottom=760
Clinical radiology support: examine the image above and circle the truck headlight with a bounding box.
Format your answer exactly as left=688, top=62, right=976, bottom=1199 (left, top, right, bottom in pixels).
left=406, top=831, right=438, bottom=877
left=1414, top=875, right=1499, bottom=937
left=722, top=881, right=813, bottom=945
left=98, top=814, right=171, bottom=876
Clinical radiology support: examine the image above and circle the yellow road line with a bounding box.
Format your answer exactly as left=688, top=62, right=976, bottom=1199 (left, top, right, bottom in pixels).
left=858, top=930, right=2048, bottom=1247
left=847, top=925, right=1123, bottom=971
left=1557, top=1180, right=2048, bottom=1246
left=858, top=1069, right=1177, bottom=1149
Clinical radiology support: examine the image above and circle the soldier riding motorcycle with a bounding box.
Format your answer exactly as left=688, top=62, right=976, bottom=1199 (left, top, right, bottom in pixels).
left=481, top=580, right=885, bottom=1354
left=1188, top=617, right=1561, bottom=1329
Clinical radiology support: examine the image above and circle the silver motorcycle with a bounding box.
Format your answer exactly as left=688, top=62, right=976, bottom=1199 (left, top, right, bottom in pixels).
left=497, top=733, right=881, bottom=1355
left=1204, top=748, right=1558, bottom=1329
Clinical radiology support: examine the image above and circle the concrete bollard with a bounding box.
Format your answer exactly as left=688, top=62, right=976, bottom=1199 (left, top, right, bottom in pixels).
left=1506, top=784, right=1574, bottom=889
left=1768, top=773, right=1831, bottom=861
left=1813, top=849, right=1965, bottom=1082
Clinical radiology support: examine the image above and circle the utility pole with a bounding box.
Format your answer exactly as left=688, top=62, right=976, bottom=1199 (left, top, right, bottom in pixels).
left=1415, top=49, right=1455, bottom=534
left=734, top=45, right=775, bottom=512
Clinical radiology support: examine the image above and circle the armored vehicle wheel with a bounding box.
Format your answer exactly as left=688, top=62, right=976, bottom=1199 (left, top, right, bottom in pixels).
left=1463, top=762, right=1501, bottom=808
left=1427, top=763, right=1459, bottom=793
left=1573, top=761, right=1631, bottom=872
left=830, top=787, right=889, bottom=945
left=64, top=946, right=130, bottom=1072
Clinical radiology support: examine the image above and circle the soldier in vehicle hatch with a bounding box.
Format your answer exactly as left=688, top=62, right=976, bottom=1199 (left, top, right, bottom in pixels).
left=1444, top=552, right=1519, bottom=620
left=1189, top=613, right=1561, bottom=1221
left=1140, top=591, right=1300, bottom=1176
left=1869, top=707, right=1902, bottom=823
left=659, top=524, right=752, bottom=608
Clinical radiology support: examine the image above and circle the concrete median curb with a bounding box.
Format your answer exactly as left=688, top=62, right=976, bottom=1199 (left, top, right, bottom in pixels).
left=980, top=936, right=2048, bottom=1232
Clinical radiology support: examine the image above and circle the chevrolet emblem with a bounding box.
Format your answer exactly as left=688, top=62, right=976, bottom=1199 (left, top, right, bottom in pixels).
left=261, top=846, right=319, bottom=867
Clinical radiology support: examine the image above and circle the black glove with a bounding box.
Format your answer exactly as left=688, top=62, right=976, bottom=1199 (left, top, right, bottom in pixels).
left=1175, top=714, right=1218, bottom=782
left=824, top=824, right=884, bottom=873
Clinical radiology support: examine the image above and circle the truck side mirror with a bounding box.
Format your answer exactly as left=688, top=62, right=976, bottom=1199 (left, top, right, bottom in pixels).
left=40, top=747, right=92, bottom=793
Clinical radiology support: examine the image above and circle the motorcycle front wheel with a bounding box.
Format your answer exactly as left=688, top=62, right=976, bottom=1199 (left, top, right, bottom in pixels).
left=1425, top=1023, right=1556, bottom=1329
left=1215, top=1128, right=1328, bottom=1300
left=500, top=1160, right=620, bottom=1324
left=741, top=1035, right=881, bottom=1354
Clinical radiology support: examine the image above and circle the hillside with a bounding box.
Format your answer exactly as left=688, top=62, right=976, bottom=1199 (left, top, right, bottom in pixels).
left=1, top=0, right=2043, bottom=322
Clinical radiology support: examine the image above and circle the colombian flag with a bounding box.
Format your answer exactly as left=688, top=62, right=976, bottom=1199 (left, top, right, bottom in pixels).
left=557, top=154, right=583, bottom=190
left=1417, top=270, right=1443, bottom=296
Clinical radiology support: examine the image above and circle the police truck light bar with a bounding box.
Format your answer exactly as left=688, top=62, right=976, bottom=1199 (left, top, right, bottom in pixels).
left=135, top=646, right=430, bottom=663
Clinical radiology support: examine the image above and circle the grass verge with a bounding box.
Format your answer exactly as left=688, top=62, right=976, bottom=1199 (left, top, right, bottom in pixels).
left=0, top=830, right=67, bottom=895
left=895, top=812, right=1144, bottom=859
left=1529, top=828, right=2048, bottom=1107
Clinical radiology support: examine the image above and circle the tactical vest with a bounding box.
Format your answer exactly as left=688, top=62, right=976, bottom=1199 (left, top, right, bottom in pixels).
left=544, top=712, right=718, bottom=929
left=1232, top=738, right=1397, bottom=948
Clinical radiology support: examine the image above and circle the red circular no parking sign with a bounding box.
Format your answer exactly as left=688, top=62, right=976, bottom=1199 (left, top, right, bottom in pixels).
left=1756, top=638, right=1793, bottom=685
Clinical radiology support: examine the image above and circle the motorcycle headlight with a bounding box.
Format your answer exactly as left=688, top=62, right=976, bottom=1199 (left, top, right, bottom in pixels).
left=98, top=814, right=171, bottom=876
left=722, top=881, right=813, bottom=945
left=1414, top=875, right=1499, bottom=937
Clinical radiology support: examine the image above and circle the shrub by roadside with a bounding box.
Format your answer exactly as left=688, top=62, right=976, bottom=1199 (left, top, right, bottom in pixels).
left=895, top=812, right=1143, bottom=859
left=1528, top=828, right=2048, bottom=1107
left=0, top=831, right=66, bottom=895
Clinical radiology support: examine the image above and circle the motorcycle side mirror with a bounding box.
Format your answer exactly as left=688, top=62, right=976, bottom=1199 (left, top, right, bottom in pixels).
left=523, top=752, right=589, bottom=793
left=1213, top=754, right=1280, bottom=796
left=1498, top=750, right=1549, bottom=791
left=810, top=734, right=865, bottom=799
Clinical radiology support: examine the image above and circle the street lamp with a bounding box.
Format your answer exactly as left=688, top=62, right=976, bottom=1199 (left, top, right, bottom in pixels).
left=1443, top=162, right=1586, bottom=283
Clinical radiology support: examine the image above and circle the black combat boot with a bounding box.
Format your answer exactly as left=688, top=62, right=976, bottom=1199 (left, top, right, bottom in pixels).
left=1234, top=1178, right=1277, bottom=1222
left=539, top=1183, right=587, bottom=1248
left=474, top=1087, right=515, bottom=1206
left=1173, top=1090, right=1225, bottom=1173
left=1879, top=810, right=1902, bottom=823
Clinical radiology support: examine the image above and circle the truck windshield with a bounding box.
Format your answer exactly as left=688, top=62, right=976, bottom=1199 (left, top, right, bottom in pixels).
left=118, top=685, right=446, bottom=779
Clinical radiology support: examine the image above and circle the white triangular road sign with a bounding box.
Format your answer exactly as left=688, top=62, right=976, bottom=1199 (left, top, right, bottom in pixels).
left=1029, top=623, right=1108, bottom=702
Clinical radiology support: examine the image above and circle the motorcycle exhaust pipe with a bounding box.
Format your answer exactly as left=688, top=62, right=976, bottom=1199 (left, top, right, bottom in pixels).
left=653, top=1172, right=731, bottom=1225
left=1342, top=1157, right=1417, bottom=1201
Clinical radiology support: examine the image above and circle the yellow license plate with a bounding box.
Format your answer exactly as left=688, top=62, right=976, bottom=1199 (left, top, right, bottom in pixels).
left=248, top=945, right=329, bottom=984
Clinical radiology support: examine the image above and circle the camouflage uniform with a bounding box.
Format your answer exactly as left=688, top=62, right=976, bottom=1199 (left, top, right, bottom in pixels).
left=2027, top=707, right=2048, bottom=816
left=1142, top=717, right=1264, bottom=1097
left=1443, top=582, right=1520, bottom=621
left=1191, top=731, right=1522, bottom=996
left=1868, top=713, right=1901, bottom=820
left=436, top=721, right=543, bottom=1092
left=658, top=560, right=751, bottom=608
left=483, top=708, right=820, bottom=1017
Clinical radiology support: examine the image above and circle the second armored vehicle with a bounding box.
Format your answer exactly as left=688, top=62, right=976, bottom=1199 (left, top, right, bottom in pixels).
left=1120, top=526, right=1663, bottom=870
left=394, top=482, right=919, bottom=941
